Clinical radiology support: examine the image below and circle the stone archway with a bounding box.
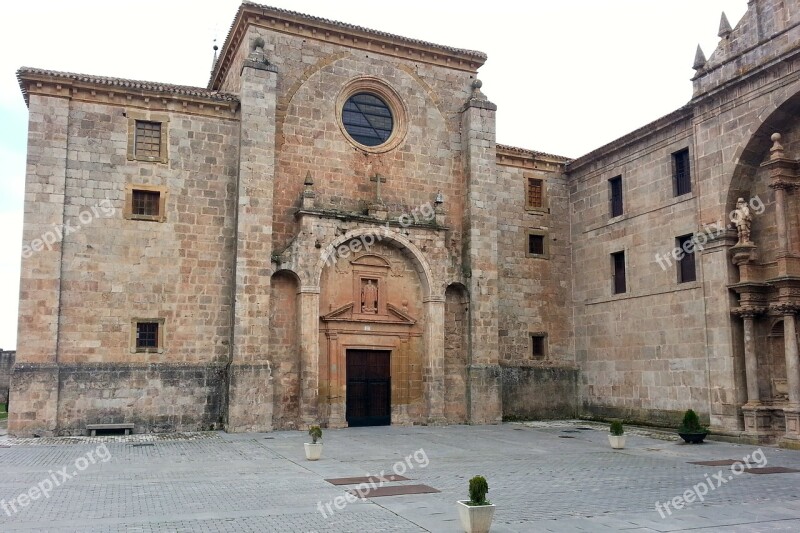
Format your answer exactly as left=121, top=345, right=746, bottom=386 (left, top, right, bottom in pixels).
left=296, top=228, right=444, bottom=428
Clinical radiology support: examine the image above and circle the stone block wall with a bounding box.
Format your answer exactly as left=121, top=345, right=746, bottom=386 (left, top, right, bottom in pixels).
left=496, top=153, right=572, bottom=366
left=501, top=365, right=579, bottom=420
left=568, top=111, right=711, bottom=422
left=0, top=350, right=14, bottom=405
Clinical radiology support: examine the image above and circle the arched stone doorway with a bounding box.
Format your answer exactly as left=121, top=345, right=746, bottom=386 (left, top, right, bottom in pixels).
left=300, top=228, right=443, bottom=428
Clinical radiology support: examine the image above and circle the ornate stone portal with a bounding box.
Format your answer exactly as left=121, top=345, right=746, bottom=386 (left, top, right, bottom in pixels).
left=731, top=133, right=800, bottom=445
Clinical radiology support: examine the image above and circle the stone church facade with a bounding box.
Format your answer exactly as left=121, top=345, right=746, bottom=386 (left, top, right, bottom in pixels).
left=9, top=0, right=800, bottom=445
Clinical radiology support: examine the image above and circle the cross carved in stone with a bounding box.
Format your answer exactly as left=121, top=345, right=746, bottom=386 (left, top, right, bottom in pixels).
left=370, top=173, right=387, bottom=203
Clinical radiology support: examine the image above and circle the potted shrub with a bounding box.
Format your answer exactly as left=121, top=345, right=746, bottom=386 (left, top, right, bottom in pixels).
left=304, top=425, right=323, bottom=460
left=456, top=475, right=495, bottom=533
left=678, top=409, right=708, bottom=444
left=608, top=420, right=626, bottom=449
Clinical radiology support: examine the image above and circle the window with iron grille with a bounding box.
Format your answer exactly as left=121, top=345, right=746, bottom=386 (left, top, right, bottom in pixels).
left=676, top=234, right=697, bottom=283
left=673, top=149, right=691, bottom=196
left=135, top=120, right=162, bottom=159
left=342, top=93, right=394, bottom=147
left=132, top=190, right=160, bottom=217
left=531, top=334, right=546, bottom=360
left=528, top=234, right=545, bottom=256
left=609, top=176, right=623, bottom=218
left=527, top=178, right=543, bottom=209
left=612, top=251, right=626, bottom=294
left=136, top=322, right=159, bottom=351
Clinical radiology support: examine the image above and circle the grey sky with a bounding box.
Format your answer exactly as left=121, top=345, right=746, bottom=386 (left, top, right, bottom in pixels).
left=0, top=0, right=747, bottom=349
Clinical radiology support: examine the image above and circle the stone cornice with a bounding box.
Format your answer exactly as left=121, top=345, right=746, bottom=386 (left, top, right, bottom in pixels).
left=209, top=2, right=486, bottom=90
left=566, top=105, right=694, bottom=174
left=18, top=68, right=239, bottom=120
left=496, top=144, right=570, bottom=172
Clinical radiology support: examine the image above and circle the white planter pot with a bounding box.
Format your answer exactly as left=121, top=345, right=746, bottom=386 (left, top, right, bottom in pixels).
left=304, top=442, right=323, bottom=460
left=457, top=500, right=495, bottom=533
left=608, top=435, right=626, bottom=449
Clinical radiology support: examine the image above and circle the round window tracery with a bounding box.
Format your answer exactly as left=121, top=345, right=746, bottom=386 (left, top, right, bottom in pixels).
left=336, top=77, right=407, bottom=153
left=342, top=93, right=394, bottom=147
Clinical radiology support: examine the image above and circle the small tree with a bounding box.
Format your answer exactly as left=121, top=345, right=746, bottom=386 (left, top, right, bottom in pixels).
left=609, top=420, right=624, bottom=436
left=679, top=409, right=706, bottom=433
left=308, top=425, right=323, bottom=444
left=468, top=475, right=490, bottom=506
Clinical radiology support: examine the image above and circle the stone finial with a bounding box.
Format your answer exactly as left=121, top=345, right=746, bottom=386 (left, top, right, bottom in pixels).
left=718, top=12, right=733, bottom=37
left=770, top=132, right=785, bottom=160
left=304, top=170, right=314, bottom=187
left=471, top=78, right=486, bottom=100
left=248, top=36, right=268, bottom=63
left=693, top=45, right=707, bottom=70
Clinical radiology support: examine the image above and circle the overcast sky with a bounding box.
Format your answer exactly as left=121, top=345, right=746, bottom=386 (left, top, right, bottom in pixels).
left=0, top=0, right=747, bottom=350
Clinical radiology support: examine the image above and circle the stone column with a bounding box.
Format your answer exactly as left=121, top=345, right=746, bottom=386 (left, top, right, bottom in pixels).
left=741, top=312, right=760, bottom=405
left=784, top=311, right=800, bottom=408
left=460, top=80, right=502, bottom=424
left=226, top=43, right=278, bottom=432
left=771, top=183, right=791, bottom=254
left=9, top=90, right=71, bottom=437
left=424, top=296, right=446, bottom=424
left=298, top=287, right=321, bottom=428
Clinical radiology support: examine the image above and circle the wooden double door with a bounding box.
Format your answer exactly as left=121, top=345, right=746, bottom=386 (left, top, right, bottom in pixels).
left=346, top=350, right=391, bottom=427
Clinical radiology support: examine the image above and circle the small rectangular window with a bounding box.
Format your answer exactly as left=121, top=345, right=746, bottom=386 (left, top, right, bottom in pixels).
left=612, top=251, right=626, bottom=294
left=135, top=121, right=162, bottom=159
left=528, top=234, right=544, bottom=256
left=531, top=334, right=547, bottom=360
left=527, top=178, right=543, bottom=209
left=609, top=176, right=623, bottom=218
left=132, top=190, right=160, bottom=217
left=135, top=322, right=160, bottom=351
left=125, top=185, right=167, bottom=222
left=673, top=149, right=691, bottom=196
left=676, top=234, right=697, bottom=283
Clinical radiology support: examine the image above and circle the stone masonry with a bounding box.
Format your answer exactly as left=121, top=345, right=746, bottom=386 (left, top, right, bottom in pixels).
left=9, top=0, right=800, bottom=445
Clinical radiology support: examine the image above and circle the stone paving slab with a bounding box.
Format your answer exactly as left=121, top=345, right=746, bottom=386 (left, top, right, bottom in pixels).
left=0, top=422, right=799, bottom=531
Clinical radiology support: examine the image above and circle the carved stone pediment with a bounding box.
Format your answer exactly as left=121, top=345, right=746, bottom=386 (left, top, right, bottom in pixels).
left=321, top=300, right=417, bottom=325
left=350, top=254, right=391, bottom=269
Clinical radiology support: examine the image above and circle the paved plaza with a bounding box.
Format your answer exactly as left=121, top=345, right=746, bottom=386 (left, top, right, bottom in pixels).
left=1, top=420, right=800, bottom=532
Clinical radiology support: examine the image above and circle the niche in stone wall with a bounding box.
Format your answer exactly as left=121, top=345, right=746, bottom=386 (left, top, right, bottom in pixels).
left=270, top=270, right=300, bottom=429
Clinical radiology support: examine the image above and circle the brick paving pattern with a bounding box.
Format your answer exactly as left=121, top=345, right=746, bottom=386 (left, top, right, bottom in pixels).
left=1, top=422, right=800, bottom=531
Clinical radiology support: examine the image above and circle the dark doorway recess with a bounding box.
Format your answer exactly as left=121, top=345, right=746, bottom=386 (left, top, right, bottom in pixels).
left=346, top=350, right=391, bottom=427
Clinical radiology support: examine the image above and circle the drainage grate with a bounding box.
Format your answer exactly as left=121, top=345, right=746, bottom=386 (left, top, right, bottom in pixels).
left=745, top=467, right=800, bottom=474
left=348, top=484, right=440, bottom=498
left=558, top=435, right=575, bottom=439
left=688, top=460, right=740, bottom=466
left=326, top=475, right=410, bottom=486
left=575, top=427, right=594, bottom=431
left=131, top=443, right=154, bottom=448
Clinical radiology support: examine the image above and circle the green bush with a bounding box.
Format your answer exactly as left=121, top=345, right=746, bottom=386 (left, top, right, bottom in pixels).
left=468, top=475, right=490, bottom=506
left=609, top=420, right=624, bottom=436
left=308, top=425, right=323, bottom=444
left=679, top=409, right=706, bottom=433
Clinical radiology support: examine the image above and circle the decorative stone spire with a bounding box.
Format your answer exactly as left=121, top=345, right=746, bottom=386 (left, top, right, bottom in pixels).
left=693, top=45, right=707, bottom=70
left=301, top=171, right=315, bottom=208
left=718, top=12, right=733, bottom=37
left=770, top=132, right=785, bottom=161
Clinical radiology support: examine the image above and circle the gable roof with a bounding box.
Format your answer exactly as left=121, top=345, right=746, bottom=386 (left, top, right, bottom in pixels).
left=209, top=2, right=487, bottom=90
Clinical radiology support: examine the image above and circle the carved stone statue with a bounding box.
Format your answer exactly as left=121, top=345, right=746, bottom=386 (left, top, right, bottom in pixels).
left=361, top=279, right=378, bottom=313
left=732, top=197, right=753, bottom=245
